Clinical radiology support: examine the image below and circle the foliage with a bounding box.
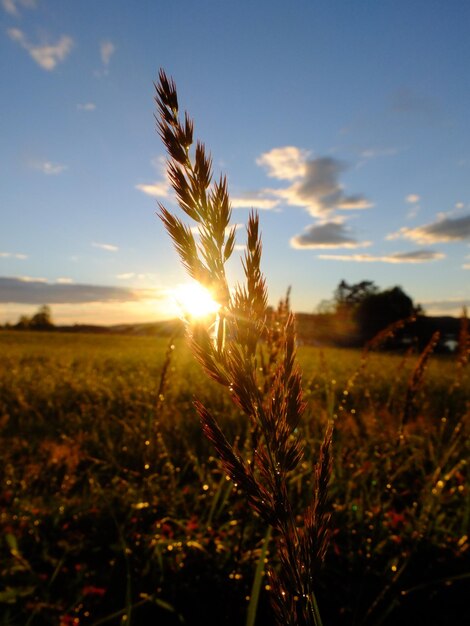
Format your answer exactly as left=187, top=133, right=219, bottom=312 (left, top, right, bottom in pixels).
left=355, top=287, right=416, bottom=343
left=13, top=305, right=54, bottom=330
left=324, top=281, right=419, bottom=347
left=334, top=280, right=379, bottom=308
left=0, top=331, right=468, bottom=625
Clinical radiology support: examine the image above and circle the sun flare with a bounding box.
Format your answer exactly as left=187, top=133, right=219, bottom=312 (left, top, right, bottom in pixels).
left=171, top=282, right=220, bottom=320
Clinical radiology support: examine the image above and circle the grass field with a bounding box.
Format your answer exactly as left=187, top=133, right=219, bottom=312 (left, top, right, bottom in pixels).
left=0, top=330, right=468, bottom=625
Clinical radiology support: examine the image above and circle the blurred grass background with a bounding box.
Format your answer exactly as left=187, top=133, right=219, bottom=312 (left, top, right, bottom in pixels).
left=0, top=331, right=468, bottom=625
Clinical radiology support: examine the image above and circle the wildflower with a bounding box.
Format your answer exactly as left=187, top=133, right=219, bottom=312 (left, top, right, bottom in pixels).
left=82, top=585, right=107, bottom=597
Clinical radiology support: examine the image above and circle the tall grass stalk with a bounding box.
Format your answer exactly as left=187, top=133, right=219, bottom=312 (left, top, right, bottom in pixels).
left=154, top=69, right=332, bottom=626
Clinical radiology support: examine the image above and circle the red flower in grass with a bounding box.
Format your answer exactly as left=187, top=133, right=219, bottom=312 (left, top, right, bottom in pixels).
left=386, top=510, right=406, bottom=529
left=60, top=616, right=79, bottom=626
left=160, top=522, right=174, bottom=538
left=186, top=516, right=199, bottom=532
left=82, top=585, right=107, bottom=597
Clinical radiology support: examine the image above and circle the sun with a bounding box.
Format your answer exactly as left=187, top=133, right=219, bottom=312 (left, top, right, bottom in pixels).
left=171, top=282, right=220, bottom=320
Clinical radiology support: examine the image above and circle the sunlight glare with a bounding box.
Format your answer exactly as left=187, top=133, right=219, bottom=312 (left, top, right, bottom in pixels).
left=171, top=282, right=220, bottom=320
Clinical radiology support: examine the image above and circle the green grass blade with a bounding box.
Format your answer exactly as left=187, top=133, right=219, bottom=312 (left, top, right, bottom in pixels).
left=246, top=526, right=272, bottom=626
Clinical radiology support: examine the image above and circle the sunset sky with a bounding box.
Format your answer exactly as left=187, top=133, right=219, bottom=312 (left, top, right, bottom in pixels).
left=1, top=0, right=469, bottom=325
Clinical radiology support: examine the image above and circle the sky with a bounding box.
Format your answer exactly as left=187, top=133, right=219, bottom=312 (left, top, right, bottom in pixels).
left=1, top=0, right=470, bottom=325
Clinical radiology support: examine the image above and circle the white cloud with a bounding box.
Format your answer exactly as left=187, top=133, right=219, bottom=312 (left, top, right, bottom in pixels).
left=420, top=298, right=470, bottom=316
left=256, top=146, right=309, bottom=180
left=56, top=277, right=73, bottom=284
left=18, top=275, right=47, bottom=283
left=388, top=214, right=470, bottom=244
left=100, top=40, right=115, bottom=66
left=117, top=273, right=135, bottom=280
left=0, top=277, right=160, bottom=305
left=136, top=157, right=172, bottom=198
left=2, top=0, right=36, bottom=16
left=31, top=160, right=67, bottom=175
left=227, top=146, right=371, bottom=220
left=92, top=242, right=119, bottom=252
left=77, top=102, right=96, bottom=111
left=2, top=0, right=17, bottom=14
left=231, top=195, right=280, bottom=210
left=135, top=181, right=170, bottom=198
left=290, top=220, right=371, bottom=249
left=258, top=149, right=372, bottom=217
left=293, top=157, right=372, bottom=215
left=116, top=272, right=161, bottom=283
left=0, top=251, right=28, bottom=259
left=317, top=250, right=445, bottom=263
left=8, top=28, right=73, bottom=70
left=406, top=194, right=420, bottom=204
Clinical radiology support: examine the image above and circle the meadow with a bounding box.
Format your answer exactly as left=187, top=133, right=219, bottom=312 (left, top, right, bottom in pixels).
left=0, top=329, right=468, bottom=625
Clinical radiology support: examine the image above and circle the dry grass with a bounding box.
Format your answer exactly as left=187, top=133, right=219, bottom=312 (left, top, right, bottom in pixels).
left=155, top=69, right=332, bottom=626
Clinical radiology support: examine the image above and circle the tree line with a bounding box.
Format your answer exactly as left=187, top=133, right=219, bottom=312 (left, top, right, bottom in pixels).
left=3, top=305, right=54, bottom=330
left=318, top=279, right=419, bottom=346
left=2, top=283, right=464, bottom=351
left=297, top=279, right=462, bottom=351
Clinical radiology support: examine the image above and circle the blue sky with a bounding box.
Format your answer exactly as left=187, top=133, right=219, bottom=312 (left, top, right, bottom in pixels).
left=1, top=0, right=469, bottom=324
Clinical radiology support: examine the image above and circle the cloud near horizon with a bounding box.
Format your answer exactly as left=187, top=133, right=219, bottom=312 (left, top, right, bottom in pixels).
left=388, top=214, right=470, bottom=243
left=420, top=297, right=470, bottom=315
left=317, top=250, right=445, bottom=263
left=290, top=221, right=371, bottom=249
left=0, top=251, right=28, bottom=259
left=8, top=28, right=73, bottom=70
left=0, top=277, right=162, bottom=305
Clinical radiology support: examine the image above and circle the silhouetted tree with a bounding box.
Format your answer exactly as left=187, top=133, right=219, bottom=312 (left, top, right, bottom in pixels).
left=30, top=305, right=54, bottom=330
left=330, top=280, right=418, bottom=346
left=15, top=305, right=54, bottom=330
left=334, top=279, right=378, bottom=309
left=15, top=315, right=31, bottom=330
left=356, top=286, right=416, bottom=343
